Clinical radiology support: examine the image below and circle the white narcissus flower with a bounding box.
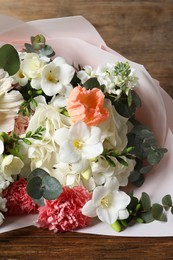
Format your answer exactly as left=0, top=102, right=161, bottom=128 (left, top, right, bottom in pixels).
left=1, top=155, right=24, bottom=181
left=54, top=121, right=103, bottom=172
left=40, top=57, right=75, bottom=96
left=82, top=178, right=130, bottom=225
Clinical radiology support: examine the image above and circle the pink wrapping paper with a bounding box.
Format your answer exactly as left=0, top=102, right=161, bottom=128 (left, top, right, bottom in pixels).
left=0, top=15, right=173, bottom=236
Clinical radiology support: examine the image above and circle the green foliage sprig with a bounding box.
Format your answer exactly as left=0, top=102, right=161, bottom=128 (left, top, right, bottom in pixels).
left=111, top=192, right=173, bottom=232
left=127, top=121, right=167, bottom=187
left=24, top=34, right=55, bottom=58
left=0, top=126, right=45, bottom=158
left=26, top=168, right=62, bottom=206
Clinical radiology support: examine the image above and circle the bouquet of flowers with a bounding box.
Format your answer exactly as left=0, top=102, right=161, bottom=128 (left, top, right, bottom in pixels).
left=0, top=16, right=173, bottom=236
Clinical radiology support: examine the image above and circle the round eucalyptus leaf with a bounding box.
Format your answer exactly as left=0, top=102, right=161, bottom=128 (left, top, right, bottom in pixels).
left=151, top=203, right=166, bottom=221
left=0, top=44, right=20, bottom=75
left=141, top=192, right=151, bottom=211
left=27, top=168, right=49, bottom=182
left=42, top=175, right=62, bottom=200
left=162, top=194, right=172, bottom=208
left=26, top=176, right=43, bottom=199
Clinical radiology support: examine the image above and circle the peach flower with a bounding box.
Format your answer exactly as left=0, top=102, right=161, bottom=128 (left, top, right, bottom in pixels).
left=67, top=86, right=109, bottom=126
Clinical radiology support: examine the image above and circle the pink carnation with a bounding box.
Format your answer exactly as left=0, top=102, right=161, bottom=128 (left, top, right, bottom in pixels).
left=14, top=115, right=29, bottom=135
left=37, top=186, right=92, bottom=232
left=3, top=178, right=39, bottom=216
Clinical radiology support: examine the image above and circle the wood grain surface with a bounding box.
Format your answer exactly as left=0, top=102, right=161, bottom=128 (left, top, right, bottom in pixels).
left=0, top=1, right=173, bottom=259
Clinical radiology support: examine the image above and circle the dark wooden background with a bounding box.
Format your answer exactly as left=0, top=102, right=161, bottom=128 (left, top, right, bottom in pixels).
left=0, top=0, right=173, bottom=259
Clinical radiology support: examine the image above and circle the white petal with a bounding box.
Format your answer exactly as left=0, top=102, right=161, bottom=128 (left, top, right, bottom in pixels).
left=53, top=57, right=67, bottom=66
left=69, top=121, right=90, bottom=140
left=54, top=128, right=69, bottom=146
left=82, top=200, right=97, bottom=218
left=118, top=209, right=129, bottom=220
left=41, top=79, right=63, bottom=96
left=82, top=143, right=103, bottom=159
left=66, top=174, right=76, bottom=186
left=0, top=140, right=4, bottom=155
left=97, top=207, right=118, bottom=224
left=59, top=141, right=80, bottom=163
left=58, top=64, right=75, bottom=85
left=111, top=191, right=131, bottom=211
left=72, top=157, right=88, bottom=172
left=92, top=186, right=108, bottom=207
left=86, top=126, right=102, bottom=145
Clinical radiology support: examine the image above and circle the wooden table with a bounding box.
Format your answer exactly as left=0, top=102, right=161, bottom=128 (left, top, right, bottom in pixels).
left=0, top=1, right=173, bottom=259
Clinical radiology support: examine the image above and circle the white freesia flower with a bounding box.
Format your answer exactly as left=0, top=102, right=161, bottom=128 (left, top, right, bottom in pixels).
left=12, top=69, right=28, bottom=86
left=0, top=90, right=24, bottom=132
left=40, top=57, right=75, bottom=96
left=54, top=121, right=103, bottom=172
left=82, top=178, right=130, bottom=224
left=21, top=53, right=45, bottom=79
left=1, top=155, right=24, bottom=181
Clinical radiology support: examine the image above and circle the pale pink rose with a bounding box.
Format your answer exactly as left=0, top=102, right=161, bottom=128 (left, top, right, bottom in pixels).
left=67, top=86, right=109, bottom=126
left=13, top=115, right=29, bottom=135
left=36, top=186, right=92, bottom=232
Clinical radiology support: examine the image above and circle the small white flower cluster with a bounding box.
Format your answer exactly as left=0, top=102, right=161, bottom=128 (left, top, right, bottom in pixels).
left=77, top=62, right=138, bottom=95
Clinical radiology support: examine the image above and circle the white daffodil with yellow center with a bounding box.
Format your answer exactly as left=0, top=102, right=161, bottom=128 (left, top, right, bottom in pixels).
left=82, top=178, right=130, bottom=225
left=54, top=121, right=103, bottom=172
left=40, top=57, right=75, bottom=97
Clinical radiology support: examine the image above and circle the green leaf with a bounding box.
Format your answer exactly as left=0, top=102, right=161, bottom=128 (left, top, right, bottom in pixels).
left=24, top=43, right=36, bottom=53
left=116, top=157, right=128, bottom=167
left=127, top=196, right=139, bottom=211
left=141, top=192, right=151, bottom=211
left=27, top=168, right=49, bottom=182
left=129, top=171, right=141, bottom=183
left=127, top=89, right=132, bottom=107
left=140, top=211, right=154, bottom=223
left=83, top=77, right=100, bottom=90
left=26, top=176, right=43, bottom=199
left=106, top=156, right=116, bottom=167
left=162, top=195, right=172, bottom=208
left=140, top=165, right=153, bottom=174
left=32, top=197, right=45, bottom=206
left=42, top=175, right=62, bottom=200
left=40, top=45, right=55, bottom=57
left=171, top=207, right=173, bottom=215
left=0, top=44, right=20, bottom=75
left=151, top=203, right=167, bottom=222
left=147, top=149, right=164, bottom=165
